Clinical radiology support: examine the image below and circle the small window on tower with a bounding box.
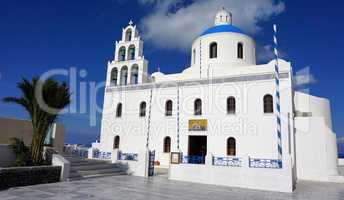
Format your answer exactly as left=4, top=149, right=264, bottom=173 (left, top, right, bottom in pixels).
left=130, top=65, right=139, bottom=85
left=238, top=43, right=244, bottom=59
left=139, top=101, right=146, bottom=117
left=116, top=103, right=122, bottom=118
left=163, top=137, right=171, bottom=153
left=227, top=137, right=236, bottom=156
left=125, top=29, right=132, bottom=41
left=114, top=136, right=120, bottom=149
left=227, top=97, right=236, bottom=114
left=118, top=47, right=126, bottom=61
left=110, top=68, right=118, bottom=86
left=194, top=98, right=202, bottom=115
left=120, top=66, right=128, bottom=85
left=165, top=100, right=173, bottom=116
left=263, top=94, right=274, bottom=113
left=210, top=42, right=217, bottom=59
left=128, top=45, right=135, bottom=60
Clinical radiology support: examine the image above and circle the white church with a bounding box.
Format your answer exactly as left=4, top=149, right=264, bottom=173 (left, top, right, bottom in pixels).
left=93, top=8, right=343, bottom=192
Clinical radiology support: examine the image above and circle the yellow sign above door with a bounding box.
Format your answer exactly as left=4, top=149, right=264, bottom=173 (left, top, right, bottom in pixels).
left=189, top=119, right=207, bottom=131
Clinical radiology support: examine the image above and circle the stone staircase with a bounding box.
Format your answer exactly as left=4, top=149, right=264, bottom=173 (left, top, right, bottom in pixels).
left=61, top=153, right=127, bottom=181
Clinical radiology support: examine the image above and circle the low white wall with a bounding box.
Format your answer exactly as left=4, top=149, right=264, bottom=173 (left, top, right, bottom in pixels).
left=295, top=117, right=339, bottom=181
left=117, top=149, right=148, bottom=177
left=52, top=154, right=70, bottom=181
left=0, top=144, right=15, bottom=167
left=169, top=155, right=294, bottom=193
left=339, top=159, right=344, bottom=166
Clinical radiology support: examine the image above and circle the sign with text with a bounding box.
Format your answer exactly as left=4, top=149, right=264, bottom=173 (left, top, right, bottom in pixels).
left=188, top=119, right=207, bottom=131
left=170, top=152, right=181, bottom=164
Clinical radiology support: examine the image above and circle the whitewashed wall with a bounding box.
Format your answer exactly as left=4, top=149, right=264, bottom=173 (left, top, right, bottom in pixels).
left=169, top=155, right=294, bottom=193
left=191, top=32, right=256, bottom=69
left=294, top=92, right=340, bottom=181
left=100, top=68, right=294, bottom=168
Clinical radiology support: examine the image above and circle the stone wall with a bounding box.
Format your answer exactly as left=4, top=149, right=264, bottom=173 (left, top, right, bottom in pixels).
left=0, top=117, right=64, bottom=152
left=0, top=166, right=61, bottom=189
left=0, top=144, right=16, bottom=167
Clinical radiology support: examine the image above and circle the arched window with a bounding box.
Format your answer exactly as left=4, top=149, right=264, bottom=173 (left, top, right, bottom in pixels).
left=130, top=65, right=139, bottom=84
left=194, top=98, right=202, bottom=115
left=120, top=66, right=128, bottom=85
left=263, top=94, right=274, bottom=113
left=114, top=135, right=120, bottom=149
left=165, top=100, right=173, bottom=116
left=118, top=46, right=126, bottom=61
left=139, top=101, right=146, bottom=117
left=163, top=136, right=171, bottom=153
left=128, top=45, right=136, bottom=60
left=125, top=29, right=132, bottom=41
left=227, top=97, right=236, bottom=114
left=210, top=42, right=217, bottom=58
left=110, top=68, right=118, bottom=86
left=116, top=103, right=122, bottom=118
left=193, top=49, right=196, bottom=64
left=227, top=137, right=236, bottom=156
left=237, top=43, right=243, bottom=59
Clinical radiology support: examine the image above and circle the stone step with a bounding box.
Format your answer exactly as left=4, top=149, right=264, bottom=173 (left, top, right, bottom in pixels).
left=60, top=153, right=127, bottom=181
left=68, top=171, right=127, bottom=181
left=68, top=168, right=126, bottom=180
left=70, top=160, right=110, bottom=167
left=71, top=167, right=123, bottom=176
left=71, top=163, right=120, bottom=171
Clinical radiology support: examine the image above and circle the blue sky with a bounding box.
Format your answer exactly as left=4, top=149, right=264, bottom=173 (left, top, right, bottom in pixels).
left=1, top=0, right=343, bottom=145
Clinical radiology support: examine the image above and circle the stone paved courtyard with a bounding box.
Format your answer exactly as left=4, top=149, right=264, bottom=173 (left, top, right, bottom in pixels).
left=0, top=175, right=344, bottom=200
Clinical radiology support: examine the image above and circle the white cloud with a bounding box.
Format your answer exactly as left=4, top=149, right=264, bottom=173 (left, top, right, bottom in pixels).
left=136, top=0, right=285, bottom=51
left=257, top=44, right=287, bottom=63
left=294, top=66, right=318, bottom=87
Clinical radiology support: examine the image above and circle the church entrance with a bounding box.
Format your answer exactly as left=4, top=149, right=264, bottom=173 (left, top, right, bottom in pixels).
left=188, top=136, right=207, bottom=164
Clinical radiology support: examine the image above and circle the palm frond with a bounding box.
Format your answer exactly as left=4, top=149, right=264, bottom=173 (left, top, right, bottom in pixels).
left=3, top=77, right=71, bottom=165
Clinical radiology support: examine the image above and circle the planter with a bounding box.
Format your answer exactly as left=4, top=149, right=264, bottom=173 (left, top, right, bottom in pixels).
left=0, top=165, right=61, bottom=189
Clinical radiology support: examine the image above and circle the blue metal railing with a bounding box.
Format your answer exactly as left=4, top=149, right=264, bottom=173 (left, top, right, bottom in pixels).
left=182, top=155, right=205, bottom=164
left=118, top=152, right=138, bottom=161
left=63, top=145, right=88, bottom=159
left=93, top=150, right=112, bottom=160
left=249, top=158, right=282, bottom=169
left=212, top=156, right=242, bottom=167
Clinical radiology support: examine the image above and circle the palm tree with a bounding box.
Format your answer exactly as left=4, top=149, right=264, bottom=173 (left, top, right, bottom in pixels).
left=3, top=78, right=70, bottom=165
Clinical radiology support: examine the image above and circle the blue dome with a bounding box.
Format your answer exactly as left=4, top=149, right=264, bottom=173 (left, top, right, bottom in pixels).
left=201, top=25, right=245, bottom=36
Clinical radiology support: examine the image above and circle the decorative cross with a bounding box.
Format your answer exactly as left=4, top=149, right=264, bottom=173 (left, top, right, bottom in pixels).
left=129, top=20, right=133, bottom=26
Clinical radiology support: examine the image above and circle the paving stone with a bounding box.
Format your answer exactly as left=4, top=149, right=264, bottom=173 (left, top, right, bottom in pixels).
left=0, top=175, right=343, bottom=199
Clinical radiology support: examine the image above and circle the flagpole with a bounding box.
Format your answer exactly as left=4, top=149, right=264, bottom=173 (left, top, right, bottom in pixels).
left=273, top=24, right=283, bottom=168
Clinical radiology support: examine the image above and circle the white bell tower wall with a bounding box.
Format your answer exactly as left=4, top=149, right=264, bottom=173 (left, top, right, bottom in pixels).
left=106, top=21, right=149, bottom=87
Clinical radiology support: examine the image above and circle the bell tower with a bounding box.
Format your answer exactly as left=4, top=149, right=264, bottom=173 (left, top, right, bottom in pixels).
left=106, top=20, right=149, bottom=87
left=215, top=7, right=232, bottom=26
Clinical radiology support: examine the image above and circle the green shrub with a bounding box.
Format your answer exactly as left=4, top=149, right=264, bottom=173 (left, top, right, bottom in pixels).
left=9, top=138, right=32, bottom=166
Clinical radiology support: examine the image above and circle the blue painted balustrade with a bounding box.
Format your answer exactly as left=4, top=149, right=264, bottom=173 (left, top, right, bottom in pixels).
left=249, top=158, right=282, bottom=169
left=212, top=156, right=242, bottom=167
left=118, top=152, right=138, bottom=161
left=182, top=155, right=205, bottom=164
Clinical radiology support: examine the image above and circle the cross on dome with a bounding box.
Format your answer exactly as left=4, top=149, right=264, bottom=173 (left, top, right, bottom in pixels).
left=215, top=7, right=232, bottom=26
left=129, top=20, right=134, bottom=26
